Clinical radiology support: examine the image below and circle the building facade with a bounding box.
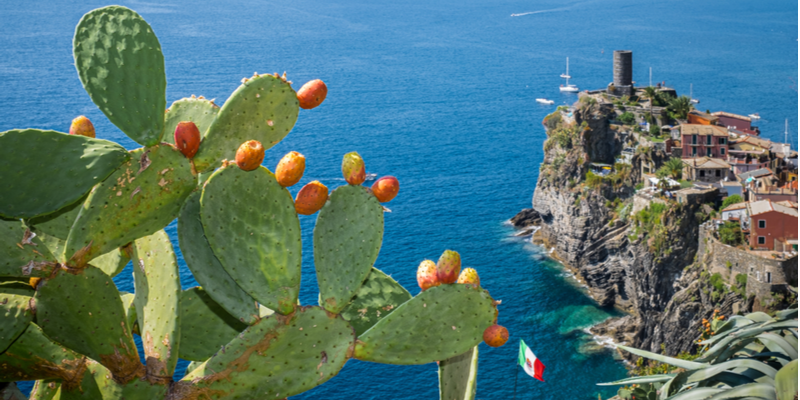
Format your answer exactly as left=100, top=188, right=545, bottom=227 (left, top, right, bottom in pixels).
left=681, top=124, right=729, bottom=159
left=746, top=200, right=798, bottom=251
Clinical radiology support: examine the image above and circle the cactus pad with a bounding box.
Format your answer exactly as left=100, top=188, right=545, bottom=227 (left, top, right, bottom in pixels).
left=0, top=219, right=57, bottom=278
left=314, top=185, right=384, bottom=313
left=132, top=230, right=181, bottom=379
left=0, top=129, right=129, bottom=219
left=0, top=323, right=86, bottom=385
left=438, top=346, right=478, bottom=400
left=340, top=267, right=411, bottom=336
left=354, top=284, right=496, bottom=365
left=178, top=287, right=248, bottom=362
left=73, top=6, right=166, bottom=146
left=29, top=380, right=61, bottom=400
left=27, top=194, right=87, bottom=240
left=35, top=265, right=142, bottom=383
left=64, top=144, right=195, bottom=267
left=0, top=293, right=33, bottom=354
left=60, top=361, right=168, bottom=400
left=200, top=165, right=301, bottom=315
left=163, top=97, right=220, bottom=145
left=120, top=292, right=138, bottom=335
left=192, top=74, right=299, bottom=172
left=177, top=307, right=354, bottom=399
left=177, top=192, right=259, bottom=324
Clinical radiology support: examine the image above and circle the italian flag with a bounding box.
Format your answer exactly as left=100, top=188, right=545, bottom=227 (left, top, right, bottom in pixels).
left=518, top=340, right=545, bottom=382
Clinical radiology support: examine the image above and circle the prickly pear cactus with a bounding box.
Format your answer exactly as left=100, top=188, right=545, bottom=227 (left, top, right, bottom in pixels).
left=0, top=5, right=507, bottom=400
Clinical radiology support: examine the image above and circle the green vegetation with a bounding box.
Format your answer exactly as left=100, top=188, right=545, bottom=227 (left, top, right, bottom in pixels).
left=733, top=273, right=748, bottom=296
left=719, top=221, right=744, bottom=246
left=721, top=194, right=744, bottom=210
left=618, top=111, right=636, bottom=125
left=667, top=95, right=693, bottom=120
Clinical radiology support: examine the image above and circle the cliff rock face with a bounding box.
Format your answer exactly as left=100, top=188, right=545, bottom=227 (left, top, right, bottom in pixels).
left=527, top=101, right=744, bottom=356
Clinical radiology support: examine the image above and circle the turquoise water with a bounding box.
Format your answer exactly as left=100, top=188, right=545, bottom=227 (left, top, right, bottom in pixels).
left=2, top=0, right=797, bottom=398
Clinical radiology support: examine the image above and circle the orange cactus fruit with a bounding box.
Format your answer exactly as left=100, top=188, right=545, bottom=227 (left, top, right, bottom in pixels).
left=275, top=151, right=306, bottom=187
left=235, top=140, right=265, bottom=171
left=436, top=250, right=461, bottom=284
left=417, top=260, right=440, bottom=291
left=69, top=115, right=95, bottom=138
left=29, top=277, right=41, bottom=289
left=371, top=176, right=399, bottom=203
left=174, top=121, right=201, bottom=159
left=294, top=181, right=329, bottom=215
left=341, top=152, right=366, bottom=185
left=457, top=268, right=480, bottom=286
left=483, top=324, right=509, bottom=347
left=297, top=79, right=328, bottom=110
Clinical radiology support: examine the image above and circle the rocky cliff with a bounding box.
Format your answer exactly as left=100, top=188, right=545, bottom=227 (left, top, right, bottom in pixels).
left=519, top=97, right=749, bottom=357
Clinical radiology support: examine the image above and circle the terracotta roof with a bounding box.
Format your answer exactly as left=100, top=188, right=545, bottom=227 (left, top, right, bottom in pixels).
left=721, top=202, right=747, bottom=212
left=682, top=157, right=731, bottom=169
left=680, top=124, right=728, bottom=137
left=737, top=168, right=773, bottom=181
left=747, top=200, right=798, bottom=217
left=735, top=136, right=772, bottom=149
left=688, top=110, right=719, bottom=121
left=711, top=111, right=751, bottom=122
left=775, top=200, right=798, bottom=209
left=781, top=181, right=798, bottom=190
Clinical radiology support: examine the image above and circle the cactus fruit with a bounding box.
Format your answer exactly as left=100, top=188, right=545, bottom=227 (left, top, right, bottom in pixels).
left=342, top=151, right=366, bottom=185
left=482, top=324, right=509, bottom=347
left=437, top=250, right=462, bottom=284
left=371, top=176, right=399, bottom=202
left=69, top=116, right=95, bottom=138
left=173, top=121, right=201, bottom=159
left=297, top=79, right=328, bottom=109
left=275, top=151, right=306, bottom=187
left=234, top=140, right=264, bottom=171
left=457, top=268, right=480, bottom=286
left=294, top=180, right=329, bottom=215
left=417, top=259, right=440, bottom=291
left=163, top=97, right=219, bottom=145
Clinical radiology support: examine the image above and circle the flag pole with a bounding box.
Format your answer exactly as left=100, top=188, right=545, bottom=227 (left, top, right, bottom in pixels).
left=512, top=364, right=519, bottom=400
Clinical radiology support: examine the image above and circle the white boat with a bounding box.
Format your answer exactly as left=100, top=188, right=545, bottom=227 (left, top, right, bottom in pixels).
left=690, top=83, right=699, bottom=104
left=536, top=98, right=554, bottom=105
left=748, top=113, right=761, bottom=120
left=559, top=57, right=579, bottom=92
left=365, top=173, right=377, bottom=182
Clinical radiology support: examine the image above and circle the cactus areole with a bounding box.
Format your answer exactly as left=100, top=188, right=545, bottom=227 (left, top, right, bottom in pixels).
left=0, top=5, right=507, bottom=399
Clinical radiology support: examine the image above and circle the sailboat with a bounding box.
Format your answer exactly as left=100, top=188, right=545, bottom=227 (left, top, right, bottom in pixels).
left=690, top=83, right=699, bottom=104
left=559, top=57, right=579, bottom=93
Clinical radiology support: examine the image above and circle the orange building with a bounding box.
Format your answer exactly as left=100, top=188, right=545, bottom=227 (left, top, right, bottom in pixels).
left=687, top=110, right=719, bottom=125
left=746, top=200, right=798, bottom=251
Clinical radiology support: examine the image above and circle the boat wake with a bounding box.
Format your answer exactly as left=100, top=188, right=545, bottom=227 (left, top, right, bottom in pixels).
left=511, top=7, right=570, bottom=17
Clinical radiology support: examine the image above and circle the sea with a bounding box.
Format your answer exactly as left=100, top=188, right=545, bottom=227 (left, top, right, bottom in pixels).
left=1, top=0, right=797, bottom=398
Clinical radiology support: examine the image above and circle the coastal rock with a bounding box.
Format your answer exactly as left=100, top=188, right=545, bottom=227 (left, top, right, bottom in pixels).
left=510, top=208, right=541, bottom=228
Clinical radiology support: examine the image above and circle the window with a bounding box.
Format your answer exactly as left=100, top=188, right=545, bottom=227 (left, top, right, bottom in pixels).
left=720, top=147, right=726, bottom=155
left=756, top=271, right=761, bottom=281
left=719, top=137, right=727, bottom=145
left=693, top=135, right=697, bottom=145
left=758, top=220, right=766, bottom=229
left=692, top=147, right=697, bottom=157
left=758, top=236, right=766, bottom=244
left=767, top=272, right=771, bottom=283
left=707, top=148, right=712, bottom=157
left=699, top=170, right=705, bottom=177
left=716, top=169, right=721, bottom=177
left=706, top=135, right=712, bottom=145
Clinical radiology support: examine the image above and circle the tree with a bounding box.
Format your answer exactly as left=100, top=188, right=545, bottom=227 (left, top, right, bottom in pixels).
left=721, top=194, right=743, bottom=210
left=642, top=86, right=658, bottom=119
left=719, top=221, right=743, bottom=246
left=664, top=158, right=684, bottom=180
left=618, top=112, right=636, bottom=125
left=667, top=96, right=693, bottom=120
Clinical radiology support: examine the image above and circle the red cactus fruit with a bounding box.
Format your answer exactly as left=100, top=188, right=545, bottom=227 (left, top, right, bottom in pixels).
left=174, top=121, right=201, bottom=159
left=457, top=268, right=480, bottom=286
left=297, top=79, right=328, bottom=109
left=483, top=324, right=509, bottom=347
left=371, top=176, right=399, bottom=203
left=436, top=250, right=461, bottom=284
left=417, top=260, right=440, bottom=291
left=69, top=115, right=95, bottom=138
left=235, top=140, right=265, bottom=171
left=341, top=152, right=366, bottom=185
left=276, top=151, right=306, bottom=187
left=295, top=181, right=329, bottom=215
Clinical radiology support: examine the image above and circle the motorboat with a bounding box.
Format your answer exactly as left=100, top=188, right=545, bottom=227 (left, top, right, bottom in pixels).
left=536, top=98, right=554, bottom=105
left=365, top=173, right=378, bottom=182
left=748, top=113, right=761, bottom=120
left=559, top=57, right=579, bottom=92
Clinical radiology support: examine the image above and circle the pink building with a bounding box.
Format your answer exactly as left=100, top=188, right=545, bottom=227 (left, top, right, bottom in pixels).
left=727, top=150, right=769, bottom=176
left=681, top=124, right=729, bottom=159
left=711, top=111, right=760, bottom=135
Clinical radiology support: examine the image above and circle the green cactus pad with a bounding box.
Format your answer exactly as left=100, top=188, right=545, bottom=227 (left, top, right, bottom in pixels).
left=0, top=293, right=33, bottom=354
left=0, top=280, right=34, bottom=297
left=29, top=380, right=61, bottom=400
left=73, top=6, right=166, bottom=146
left=35, top=265, right=142, bottom=383
left=177, top=192, right=259, bottom=324
left=35, top=232, right=129, bottom=277
left=132, top=230, right=181, bottom=378
left=0, top=129, right=129, bottom=219
left=178, top=287, right=248, bottom=362
left=27, top=194, right=88, bottom=240
left=64, top=144, right=195, bottom=267
left=0, top=323, right=86, bottom=385
left=354, top=284, right=496, bottom=365
left=60, top=361, right=167, bottom=400
left=438, top=346, right=478, bottom=400
left=178, top=307, right=354, bottom=399
left=120, top=292, right=138, bottom=335
left=192, top=74, right=299, bottom=172
left=200, top=165, right=301, bottom=315
left=163, top=97, right=220, bottom=145
left=314, top=185, right=384, bottom=313
left=0, top=219, right=57, bottom=278
left=340, top=267, right=411, bottom=336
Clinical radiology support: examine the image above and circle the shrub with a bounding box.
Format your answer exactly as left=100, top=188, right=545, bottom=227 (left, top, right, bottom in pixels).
left=719, top=221, right=743, bottom=246
left=618, top=112, right=636, bottom=125
left=720, top=194, right=743, bottom=210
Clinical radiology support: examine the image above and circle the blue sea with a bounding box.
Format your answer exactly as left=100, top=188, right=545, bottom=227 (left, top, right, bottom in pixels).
left=2, top=0, right=797, bottom=398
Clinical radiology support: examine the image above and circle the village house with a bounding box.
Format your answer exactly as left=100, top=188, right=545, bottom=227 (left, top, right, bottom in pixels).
left=745, top=200, right=798, bottom=251
left=727, top=150, right=769, bottom=176
left=681, top=124, right=729, bottom=159
left=720, top=202, right=747, bottom=222
left=687, top=110, right=719, bottom=125
left=682, top=157, right=731, bottom=182
left=711, top=111, right=760, bottom=135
